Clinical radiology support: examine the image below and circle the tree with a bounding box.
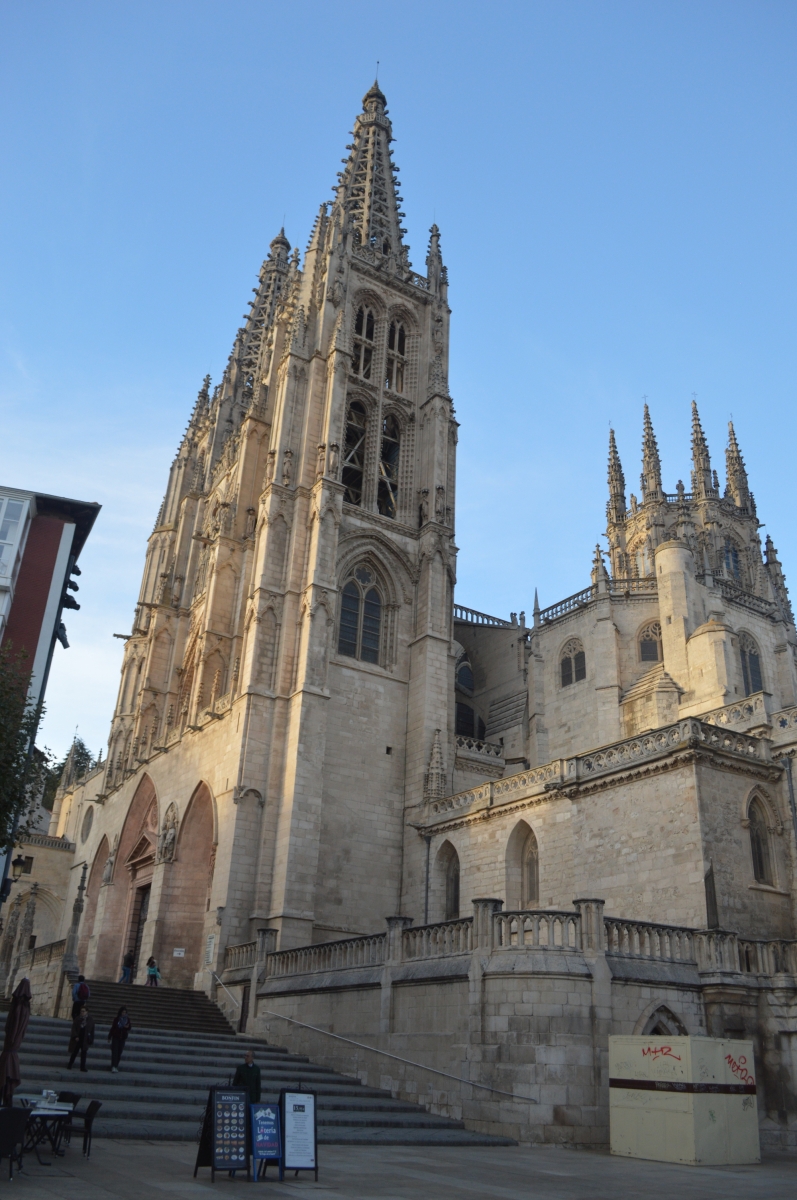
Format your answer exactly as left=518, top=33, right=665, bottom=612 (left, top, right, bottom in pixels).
left=0, top=645, right=54, bottom=850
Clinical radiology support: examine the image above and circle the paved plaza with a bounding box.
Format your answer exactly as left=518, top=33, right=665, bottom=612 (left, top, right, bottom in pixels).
left=5, top=1139, right=796, bottom=1199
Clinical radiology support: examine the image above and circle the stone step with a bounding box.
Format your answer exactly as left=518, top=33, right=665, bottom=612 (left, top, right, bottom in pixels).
left=76, top=980, right=235, bottom=1035
left=9, top=1013, right=515, bottom=1147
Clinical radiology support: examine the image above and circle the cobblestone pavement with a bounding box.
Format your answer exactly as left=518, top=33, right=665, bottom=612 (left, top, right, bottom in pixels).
left=7, top=1139, right=797, bottom=1199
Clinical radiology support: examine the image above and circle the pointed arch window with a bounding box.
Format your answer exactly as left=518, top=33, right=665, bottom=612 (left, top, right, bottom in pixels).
left=445, top=850, right=460, bottom=920
left=724, top=538, right=741, bottom=581
left=377, top=415, right=400, bottom=519
left=337, top=566, right=382, bottom=664
left=639, top=622, right=662, bottom=663
left=739, top=632, right=763, bottom=696
left=353, top=306, right=375, bottom=380
left=385, top=322, right=406, bottom=393
left=456, top=656, right=474, bottom=695
left=522, top=827, right=539, bottom=908
left=560, top=638, right=586, bottom=687
left=748, top=797, right=773, bottom=885
left=342, top=401, right=367, bottom=506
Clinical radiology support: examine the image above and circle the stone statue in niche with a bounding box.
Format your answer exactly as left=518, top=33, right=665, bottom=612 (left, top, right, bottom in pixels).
left=316, top=444, right=326, bottom=479
left=435, top=485, right=446, bottom=523
left=327, top=443, right=340, bottom=478
left=264, top=450, right=276, bottom=486
left=102, top=833, right=119, bottom=885
left=158, top=807, right=178, bottom=863
left=282, top=450, right=293, bottom=487
left=419, top=488, right=430, bottom=525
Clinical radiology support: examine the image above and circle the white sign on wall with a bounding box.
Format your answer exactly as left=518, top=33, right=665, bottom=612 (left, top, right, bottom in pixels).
left=172, top=948, right=185, bottom=957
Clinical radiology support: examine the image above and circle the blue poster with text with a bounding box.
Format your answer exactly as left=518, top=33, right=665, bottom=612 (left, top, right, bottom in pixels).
left=251, top=1103, right=281, bottom=1162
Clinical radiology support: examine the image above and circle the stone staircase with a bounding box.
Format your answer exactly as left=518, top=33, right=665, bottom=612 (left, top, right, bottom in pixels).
left=76, top=979, right=235, bottom=1035
left=6, top=1009, right=515, bottom=1146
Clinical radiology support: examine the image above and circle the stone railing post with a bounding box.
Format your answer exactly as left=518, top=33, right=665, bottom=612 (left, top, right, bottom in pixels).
left=573, top=898, right=606, bottom=953
left=61, top=863, right=88, bottom=976
left=247, top=928, right=278, bottom=1035
left=471, top=898, right=503, bottom=951
left=385, top=916, right=413, bottom=965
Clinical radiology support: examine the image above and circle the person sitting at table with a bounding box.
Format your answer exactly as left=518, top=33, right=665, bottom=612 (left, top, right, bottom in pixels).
left=108, top=1006, right=132, bottom=1073
left=67, top=1006, right=95, bottom=1073
left=232, top=1050, right=261, bottom=1103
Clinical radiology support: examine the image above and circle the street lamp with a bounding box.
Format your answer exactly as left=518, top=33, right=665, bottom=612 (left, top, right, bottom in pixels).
left=10, top=854, right=26, bottom=882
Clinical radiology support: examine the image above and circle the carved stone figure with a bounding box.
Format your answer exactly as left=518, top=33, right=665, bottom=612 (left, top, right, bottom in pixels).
left=264, top=450, right=276, bottom=485
left=282, top=449, right=293, bottom=487
left=102, top=833, right=119, bottom=884
left=316, top=444, right=326, bottom=479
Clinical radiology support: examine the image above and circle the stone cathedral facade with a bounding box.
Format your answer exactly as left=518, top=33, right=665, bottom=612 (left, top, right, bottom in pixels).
left=20, top=85, right=797, bottom=1147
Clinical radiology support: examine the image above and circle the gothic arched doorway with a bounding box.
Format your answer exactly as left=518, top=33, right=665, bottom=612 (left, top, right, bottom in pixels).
left=90, top=774, right=159, bottom=981
left=159, top=783, right=215, bottom=989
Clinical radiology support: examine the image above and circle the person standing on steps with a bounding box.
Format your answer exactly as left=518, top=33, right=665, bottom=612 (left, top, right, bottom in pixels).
left=145, top=956, right=161, bottom=987
left=232, top=1050, right=261, bottom=1103
left=71, top=975, right=90, bottom=1019
left=118, top=952, right=134, bottom=984
left=108, top=1006, right=131, bottom=1073
left=67, top=1005, right=95, bottom=1072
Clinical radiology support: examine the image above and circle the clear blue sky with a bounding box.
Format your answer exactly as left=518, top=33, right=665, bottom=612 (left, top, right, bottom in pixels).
left=2, top=1, right=796, bottom=760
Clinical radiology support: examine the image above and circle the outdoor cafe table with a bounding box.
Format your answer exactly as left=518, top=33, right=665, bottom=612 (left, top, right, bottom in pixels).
left=13, top=1097, right=74, bottom=1164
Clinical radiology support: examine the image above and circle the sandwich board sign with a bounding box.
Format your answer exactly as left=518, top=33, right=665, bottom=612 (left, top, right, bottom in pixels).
left=251, top=1102, right=281, bottom=1179
left=279, top=1089, right=318, bottom=1181
left=193, top=1087, right=251, bottom=1181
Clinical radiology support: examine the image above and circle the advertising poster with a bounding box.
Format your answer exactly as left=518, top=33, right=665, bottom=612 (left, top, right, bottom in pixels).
left=212, top=1089, right=249, bottom=1171
left=251, top=1102, right=281, bottom=1163
left=281, top=1090, right=317, bottom=1174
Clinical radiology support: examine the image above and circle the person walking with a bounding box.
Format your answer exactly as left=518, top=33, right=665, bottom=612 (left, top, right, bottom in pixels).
left=67, top=1006, right=95, bottom=1073
left=70, top=975, right=90, bottom=1019
left=118, top=952, right=134, bottom=984
left=145, top=957, right=161, bottom=987
left=232, top=1050, right=261, bottom=1103
left=108, top=1006, right=132, bottom=1073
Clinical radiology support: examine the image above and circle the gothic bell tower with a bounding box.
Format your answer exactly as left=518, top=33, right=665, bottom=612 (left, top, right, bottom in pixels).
left=98, top=82, right=458, bottom=950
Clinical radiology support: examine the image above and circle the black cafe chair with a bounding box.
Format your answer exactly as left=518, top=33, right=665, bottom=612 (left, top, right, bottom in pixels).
left=66, top=1100, right=101, bottom=1158
left=0, top=1107, right=29, bottom=1178
left=58, top=1092, right=82, bottom=1145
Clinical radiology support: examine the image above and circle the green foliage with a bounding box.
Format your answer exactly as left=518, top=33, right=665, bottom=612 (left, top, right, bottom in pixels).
left=0, top=645, right=54, bottom=849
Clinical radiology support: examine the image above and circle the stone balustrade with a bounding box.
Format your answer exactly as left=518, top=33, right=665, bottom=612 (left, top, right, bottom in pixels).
left=702, top=692, right=768, bottom=730
left=221, top=904, right=797, bottom=986
left=454, top=735, right=503, bottom=759
left=772, top=706, right=797, bottom=738
left=224, top=940, right=257, bottom=971
left=30, top=939, right=66, bottom=968
left=494, top=909, right=582, bottom=951
left=21, top=834, right=76, bottom=852
left=402, top=918, right=473, bottom=960
left=267, top=932, right=387, bottom=978
left=575, top=717, right=765, bottom=782
left=604, top=918, right=695, bottom=963
left=452, top=604, right=511, bottom=627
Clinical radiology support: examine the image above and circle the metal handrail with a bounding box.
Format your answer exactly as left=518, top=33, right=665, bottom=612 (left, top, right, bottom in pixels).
left=259, top=1008, right=537, bottom=1103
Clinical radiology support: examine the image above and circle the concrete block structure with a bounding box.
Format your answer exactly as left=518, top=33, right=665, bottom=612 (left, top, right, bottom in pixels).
left=14, top=82, right=797, bottom=1150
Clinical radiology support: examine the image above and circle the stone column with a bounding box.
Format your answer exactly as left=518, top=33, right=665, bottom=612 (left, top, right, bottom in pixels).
left=381, top=916, right=414, bottom=1034
left=471, top=898, right=503, bottom=951
left=62, top=863, right=88, bottom=976
left=247, top=928, right=278, bottom=1034
left=574, top=897, right=611, bottom=1143
left=573, top=898, right=606, bottom=952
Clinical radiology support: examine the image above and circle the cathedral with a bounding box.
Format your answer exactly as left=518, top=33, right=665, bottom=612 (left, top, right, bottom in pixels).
left=12, top=83, right=797, bottom=1148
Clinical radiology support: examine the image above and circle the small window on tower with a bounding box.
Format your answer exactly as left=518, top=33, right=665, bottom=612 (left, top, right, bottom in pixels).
left=456, top=657, right=474, bottom=694
left=377, top=415, right=400, bottom=519
left=739, top=632, right=763, bottom=696
left=352, top=307, right=375, bottom=380
left=385, top=322, right=407, bottom=393
left=639, top=622, right=662, bottom=663
left=560, top=639, right=586, bottom=687
left=337, top=567, right=382, bottom=666
left=342, top=401, right=367, bottom=506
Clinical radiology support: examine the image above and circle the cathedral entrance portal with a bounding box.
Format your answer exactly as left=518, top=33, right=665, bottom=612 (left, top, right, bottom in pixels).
left=127, top=884, right=151, bottom=977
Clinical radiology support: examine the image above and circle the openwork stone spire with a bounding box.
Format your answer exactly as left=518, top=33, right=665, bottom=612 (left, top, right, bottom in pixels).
left=236, top=228, right=292, bottom=378
left=640, top=404, right=663, bottom=502
left=607, top=428, right=626, bottom=526
left=690, top=400, right=716, bottom=499
left=725, top=420, right=751, bottom=511
left=333, top=82, right=407, bottom=265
